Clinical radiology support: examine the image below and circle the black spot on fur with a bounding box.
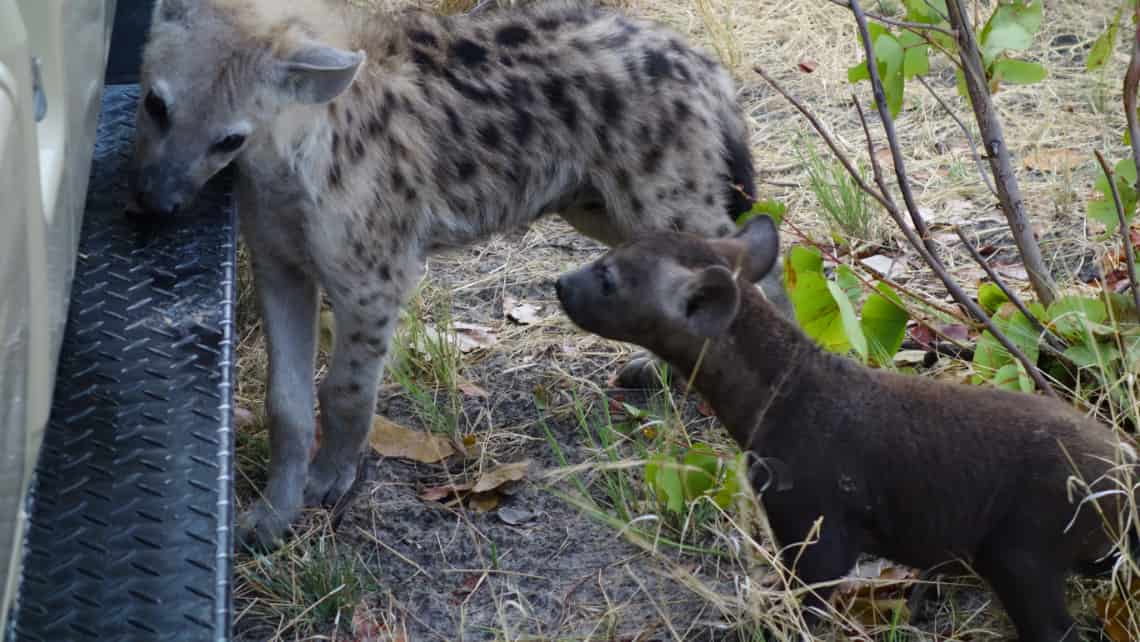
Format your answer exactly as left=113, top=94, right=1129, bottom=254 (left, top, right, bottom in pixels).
left=344, top=108, right=354, bottom=127
left=349, top=359, right=362, bottom=369
left=405, top=187, right=418, bottom=201
left=517, top=53, right=545, bottom=68
left=723, top=127, right=757, bottom=219
left=671, top=216, right=686, bottom=231
left=443, top=70, right=497, bottom=102
left=379, top=265, right=391, bottom=281
left=599, top=80, right=624, bottom=125
left=351, top=138, right=366, bottom=161
left=536, top=17, right=560, bottom=31
left=444, top=105, right=465, bottom=138
left=349, top=331, right=365, bottom=344
left=511, top=110, right=534, bottom=145
left=478, top=123, right=501, bottom=150
left=657, top=189, right=667, bottom=200
left=596, top=125, right=613, bottom=154
left=451, top=39, right=489, bottom=66
left=331, top=131, right=341, bottom=156
left=367, top=337, right=386, bottom=352
left=705, top=193, right=716, bottom=206
left=367, top=113, right=385, bottom=138
left=645, top=50, right=671, bottom=81
left=496, top=24, right=532, bottom=47
left=631, top=197, right=644, bottom=214
left=377, top=316, right=390, bottom=328
left=501, top=55, right=515, bottom=67
left=409, top=29, right=438, bottom=47
left=328, top=162, right=342, bottom=188
left=411, top=48, right=441, bottom=74
left=718, top=224, right=733, bottom=236
left=542, top=76, right=577, bottom=131
left=353, top=240, right=367, bottom=258
left=456, top=158, right=478, bottom=181
left=391, top=167, right=405, bottom=191
left=616, top=169, right=631, bottom=190
left=674, top=99, right=691, bottom=122
left=684, top=179, right=697, bottom=191
left=571, top=38, right=591, bottom=53
left=600, top=31, right=631, bottom=48
left=675, top=62, right=692, bottom=82
left=642, top=146, right=664, bottom=174
left=347, top=382, right=363, bottom=394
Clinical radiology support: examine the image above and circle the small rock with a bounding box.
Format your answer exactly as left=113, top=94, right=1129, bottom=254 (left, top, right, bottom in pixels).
left=497, top=506, right=538, bottom=526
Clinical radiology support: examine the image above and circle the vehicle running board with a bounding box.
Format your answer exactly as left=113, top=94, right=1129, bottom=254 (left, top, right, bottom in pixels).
left=6, top=84, right=237, bottom=642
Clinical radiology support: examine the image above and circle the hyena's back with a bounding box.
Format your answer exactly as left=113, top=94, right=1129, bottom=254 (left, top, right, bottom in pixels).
left=327, top=1, right=756, bottom=246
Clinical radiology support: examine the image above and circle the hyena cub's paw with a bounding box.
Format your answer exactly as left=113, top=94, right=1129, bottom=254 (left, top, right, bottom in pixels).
left=237, top=500, right=298, bottom=552
left=614, top=352, right=670, bottom=390
left=303, top=457, right=361, bottom=508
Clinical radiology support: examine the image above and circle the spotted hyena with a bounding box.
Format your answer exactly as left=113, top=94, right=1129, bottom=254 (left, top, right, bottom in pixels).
left=131, top=0, right=789, bottom=548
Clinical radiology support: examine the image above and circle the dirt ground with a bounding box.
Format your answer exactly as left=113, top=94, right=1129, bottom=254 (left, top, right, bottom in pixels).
left=230, top=1, right=1132, bottom=640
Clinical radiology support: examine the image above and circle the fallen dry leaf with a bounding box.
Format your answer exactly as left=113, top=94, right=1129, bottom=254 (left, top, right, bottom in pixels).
left=892, top=350, right=929, bottom=367
left=369, top=417, right=456, bottom=463
left=507, top=302, right=543, bottom=325
left=1022, top=148, right=1085, bottom=174
left=319, top=309, right=336, bottom=353
left=467, top=492, right=500, bottom=512
left=860, top=254, right=903, bottom=279
left=798, top=58, right=818, bottom=73
left=497, top=506, right=538, bottom=525
left=472, top=460, right=531, bottom=494
left=457, top=380, right=489, bottom=398
left=452, top=322, right=497, bottom=352
left=1096, top=576, right=1140, bottom=642
left=419, top=482, right=474, bottom=502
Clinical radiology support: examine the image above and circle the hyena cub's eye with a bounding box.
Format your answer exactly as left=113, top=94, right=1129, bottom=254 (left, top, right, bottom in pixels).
left=595, top=263, right=615, bottom=296
left=211, top=134, right=247, bottom=154
left=144, top=90, right=169, bottom=129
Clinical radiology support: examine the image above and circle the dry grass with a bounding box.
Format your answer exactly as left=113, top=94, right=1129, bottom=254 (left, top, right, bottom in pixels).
left=232, top=1, right=1140, bottom=640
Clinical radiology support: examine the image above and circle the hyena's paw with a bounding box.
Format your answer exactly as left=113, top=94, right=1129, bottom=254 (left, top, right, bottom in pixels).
left=303, top=456, right=360, bottom=508
left=614, top=352, right=669, bottom=390
left=237, top=500, right=298, bottom=552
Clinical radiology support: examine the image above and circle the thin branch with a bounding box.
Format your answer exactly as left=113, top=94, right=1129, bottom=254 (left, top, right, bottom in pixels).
left=826, top=0, right=957, bottom=38
left=954, top=226, right=1067, bottom=356
left=1094, top=151, right=1140, bottom=317
left=1125, top=13, right=1140, bottom=179
left=849, top=0, right=940, bottom=261
left=754, top=66, right=891, bottom=213
left=915, top=75, right=997, bottom=198
left=943, top=0, right=1057, bottom=307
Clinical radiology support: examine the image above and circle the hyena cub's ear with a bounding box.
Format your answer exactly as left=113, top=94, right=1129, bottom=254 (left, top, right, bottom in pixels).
left=709, top=215, right=780, bottom=283
left=670, top=265, right=741, bottom=338
left=275, top=45, right=366, bottom=104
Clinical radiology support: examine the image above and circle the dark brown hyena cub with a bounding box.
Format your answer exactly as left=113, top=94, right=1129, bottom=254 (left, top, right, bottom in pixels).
left=555, top=216, right=1138, bottom=642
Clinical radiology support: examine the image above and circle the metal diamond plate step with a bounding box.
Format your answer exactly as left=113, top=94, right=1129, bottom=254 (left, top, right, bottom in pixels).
left=7, top=84, right=236, bottom=642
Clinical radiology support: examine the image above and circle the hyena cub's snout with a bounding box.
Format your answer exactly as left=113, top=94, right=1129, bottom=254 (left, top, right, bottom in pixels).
left=130, top=161, right=195, bottom=217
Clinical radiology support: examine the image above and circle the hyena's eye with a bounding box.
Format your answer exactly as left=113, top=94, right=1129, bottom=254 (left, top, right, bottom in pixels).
left=144, top=90, right=169, bottom=129
left=211, top=134, right=247, bottom=154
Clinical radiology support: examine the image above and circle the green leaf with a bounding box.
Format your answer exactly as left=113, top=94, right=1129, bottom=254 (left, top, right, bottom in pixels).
left=737, top=199, right=787, bottom=228
left=1045, top=296, right=1108, bottom=343
left=898, top=30, right=931, bottom=79
left=980, top=1, right=1043, bottom=61
left=978, top=282, right=1010, bottom=315
left=904, top=0, right=948, bottom=24
left=1063, top=339, right=1120, bottom=370
left=791, top=272, right=851, bottom=353
left=827, top=280, right=869, bottom=361
left=681, top=447, right=719, bottom=500
left=992, top=362, right=1032, bottom=393
left=1087, top=9, right=1122, bottom=72
left=861, top=283, right=909, bottom=366
left=1089, top=158, right=1138, bottom=231
left=848, top=60, right=870, bottom=84
left=971, top=303, right=1041, bottom=386
left=836, top=265, right=864, bottom=308
left=874, top=32, right=906, bottom=117
left=785, top=245, right=824, bottom=287
left=992, top=59, right=1047, bottom=84
left=647, top=455, right=685, bottom=514
left=712, top=453, right=744, bottom=509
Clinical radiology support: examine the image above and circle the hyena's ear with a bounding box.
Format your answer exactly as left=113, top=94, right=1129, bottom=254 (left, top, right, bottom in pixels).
left=670, top=265, right=741, bottom=338
left=275, top=45, right=366, bottom=105
left=709, top=215, right=780, bottom=283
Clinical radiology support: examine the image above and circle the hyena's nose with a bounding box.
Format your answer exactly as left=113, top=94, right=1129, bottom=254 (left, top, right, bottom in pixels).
left=134, top=188, right=184, bottom=217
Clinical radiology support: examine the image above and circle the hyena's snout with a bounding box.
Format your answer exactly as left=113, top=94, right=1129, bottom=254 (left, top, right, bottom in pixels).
left=130, top=162, right=195, bottom=217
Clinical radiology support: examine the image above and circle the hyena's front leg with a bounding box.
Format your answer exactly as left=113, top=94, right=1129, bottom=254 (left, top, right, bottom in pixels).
left=305, top=255, right=421, bottom=508
left=238, top=254, right=320, bottom=549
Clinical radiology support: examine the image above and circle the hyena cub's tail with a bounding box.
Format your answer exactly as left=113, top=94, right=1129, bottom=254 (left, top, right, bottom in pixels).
left=720, top=112, right=757, bottom=222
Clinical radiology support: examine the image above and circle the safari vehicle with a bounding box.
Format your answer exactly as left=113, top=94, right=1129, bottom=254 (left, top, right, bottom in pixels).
left=1, top=1, right=235, bottom=639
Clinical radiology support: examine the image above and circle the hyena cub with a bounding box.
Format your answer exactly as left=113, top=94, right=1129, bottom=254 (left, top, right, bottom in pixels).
left=556, top=217, right=1139, bottom=642
left=131, top=0, right=784, bottom=547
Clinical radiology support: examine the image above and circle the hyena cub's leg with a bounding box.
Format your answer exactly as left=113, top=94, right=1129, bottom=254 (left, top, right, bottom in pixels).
left=238, top=250, right=320, bottom=549
left=304, top=249, right=424, bottom=508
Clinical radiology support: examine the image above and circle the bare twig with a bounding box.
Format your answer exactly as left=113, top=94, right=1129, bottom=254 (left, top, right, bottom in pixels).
left=1125, top=12, right=1140, bottom=182
left=826, top=0, right=957, bottom=39
left=943, top=0, right=1057, bottom=306
left=954, top=226, right=1067, bottom=355
left=849, top=0, right=940, bottom=261
left=915, top=75, right=997, bottom=198
left=753, top=67, right=891, bottom=213
left=1095, top=151, right=1140, bottom=317
left=757, top=5, right=1059, bottom=397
